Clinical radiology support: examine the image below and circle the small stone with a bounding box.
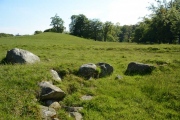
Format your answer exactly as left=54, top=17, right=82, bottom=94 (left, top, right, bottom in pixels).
left=45, top=100, right=61, bottom=110
left=81, top=95, right=93, bottom=100
left=115, top=75, right=123, bottom=80
left=40, top=105, right=56, bottom=120
left=64, top=106, right=83, bottom=112
left=53, top=118, right=59, bottom=120
left=50, top=69, right=62, bottom=82
left=70, top=112, right=83, bottom=120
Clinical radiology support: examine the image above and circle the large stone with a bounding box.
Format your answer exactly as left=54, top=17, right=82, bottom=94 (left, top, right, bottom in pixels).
left=78, top=63, right=97, bottom=79
left=125, top=62, right=155, bottom=75
left=50, top=69, right=61, bottom=82
left=5, top=48, right=40, bottom=64
left=96, top=62, right=114, bottom=78
left=40, top=105, right=57, bottom=120
left=39, top=81, right=66, bottom=101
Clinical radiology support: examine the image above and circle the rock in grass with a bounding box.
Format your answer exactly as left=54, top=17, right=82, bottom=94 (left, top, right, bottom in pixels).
left=40, top=105, right=57, bottom=120
left=64, top=106, right=83, bottom=112
left=96, top=62, right=114, bottom=78
left=78, top=63, right=97, bottom=79
left=81, top=95, right=93, bottom=100
left=125, top=62, right=155, bottom=75
left=44, top=100, right=61, bottom=110
left=5, top=48, right=40, bottom=64
left=115, top=75, right=123, bottom=80
left=70, top=112, right=83, bottom=120
left=39, top=81, right=66, bottom=101
left=50, top=69, right=62, bottom=82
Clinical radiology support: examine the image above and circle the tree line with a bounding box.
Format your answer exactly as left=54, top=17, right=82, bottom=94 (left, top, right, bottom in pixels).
left=45, top=0, right=179, bottom=44
left=1, top=0, right=179, bottom=44
left=133, top=0, right=180, bottom=44
left=0, top=33, right=14, bottom=38
left=44, top=14, right=137, bottom=42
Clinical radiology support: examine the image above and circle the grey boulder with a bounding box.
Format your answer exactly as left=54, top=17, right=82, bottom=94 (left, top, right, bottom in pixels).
left=96, top=62, right=114, bottom=78
left=39, top=81, right=66, bottom=101
left=125, top=62, right=155, bottom=75
left=5, top=48, right=40, bottom=64
left=78, top=63, right=97, bottom=79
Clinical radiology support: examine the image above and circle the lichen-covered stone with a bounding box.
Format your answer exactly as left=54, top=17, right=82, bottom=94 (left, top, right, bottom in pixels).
left=5, top=48, right=40, bottom=64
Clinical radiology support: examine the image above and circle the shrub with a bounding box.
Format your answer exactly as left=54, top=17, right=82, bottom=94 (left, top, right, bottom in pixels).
left=0, top=33, right=14, bottom=37
left=34, top=30, right=42, bottom=35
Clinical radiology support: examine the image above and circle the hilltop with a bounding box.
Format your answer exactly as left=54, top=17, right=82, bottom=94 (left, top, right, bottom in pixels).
left=0, top=33, right=180, bottom=119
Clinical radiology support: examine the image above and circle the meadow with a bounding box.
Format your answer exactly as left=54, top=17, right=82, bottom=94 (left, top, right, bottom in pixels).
left=0, top=33, right=180, bottom=120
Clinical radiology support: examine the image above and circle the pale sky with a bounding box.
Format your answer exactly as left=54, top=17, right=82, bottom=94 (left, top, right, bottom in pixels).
left=0, top=0, right=168, bottom=35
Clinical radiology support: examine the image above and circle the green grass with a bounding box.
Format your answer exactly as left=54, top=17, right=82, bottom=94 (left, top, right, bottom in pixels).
left=0, top=32, right=180, bottom=119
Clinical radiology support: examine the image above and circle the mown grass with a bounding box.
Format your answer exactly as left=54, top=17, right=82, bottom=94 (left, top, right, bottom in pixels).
left=0, top=33, right=180, bottom=119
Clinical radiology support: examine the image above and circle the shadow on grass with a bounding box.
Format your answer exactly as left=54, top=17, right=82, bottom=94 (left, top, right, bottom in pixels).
left=53, top=67, right=79, bottom=79
left=124, top=68, right=155, bottom=76
left=0, top=57, right=8, bottom=65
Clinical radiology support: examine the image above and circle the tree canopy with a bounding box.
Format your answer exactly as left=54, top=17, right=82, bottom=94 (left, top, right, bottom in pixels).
left=42, top=0, right=180, bottom=44
left=50, top=14, right=65, bottom=33
left=133, top=0, right=180, bottom=44
left=69, top=14, right=123, bottom=42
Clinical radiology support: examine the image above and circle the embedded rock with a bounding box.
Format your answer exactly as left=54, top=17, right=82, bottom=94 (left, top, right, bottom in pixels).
left=70, top=112, right=83, bottom=120
left=50, top=69, right=61, bottom=82
left=39, top=81, right=66, bottom=101
left=78, top=63, right=97, bottom=79
left=40, top=105, right=57, bottom=120
left=115, top=75, right=123, bottom=80
left=45, top=100, right=61, bottom=110
left=125, top=62, right=155, bottom=75
left=5, top=48, right=40, bottom=64
left=64, top=106, right=83, bottom=112
left=96, top=62, right=114, bottom=77
left=81, top=95, right=93, bottom=100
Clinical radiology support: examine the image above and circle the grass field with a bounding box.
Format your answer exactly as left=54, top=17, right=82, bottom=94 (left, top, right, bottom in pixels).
left=0, top=33, right=180, bottom=119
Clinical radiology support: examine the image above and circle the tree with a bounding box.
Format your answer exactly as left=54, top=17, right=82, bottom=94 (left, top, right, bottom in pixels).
left=148, top=0, right=180, bottom=44
left=50, top=14, right=65, bottom=33
left=119, top=25, right=137, bottom=42
left=69, top=14, right=89, bottom=37
left=0, top=33, right=14, bottom=37
left=133, top=0, right=180, bottom=44
left=89, top=19, right=103, bottom=41
left=111, top=22, right=121, bottom=42
left=34, top=30, right=42, bottom=35
left=168, top=0, right=180, bottom=43
left=103, top=21, right=113, bottom=42
left=133, top=18, right=155, bottom=43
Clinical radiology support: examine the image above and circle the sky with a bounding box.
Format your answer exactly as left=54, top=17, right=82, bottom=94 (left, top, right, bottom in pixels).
left=0, top=0, right=168, bottom=35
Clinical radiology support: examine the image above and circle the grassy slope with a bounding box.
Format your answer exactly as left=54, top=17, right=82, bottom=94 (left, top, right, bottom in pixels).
left=0, top=33, right=180, bottom=119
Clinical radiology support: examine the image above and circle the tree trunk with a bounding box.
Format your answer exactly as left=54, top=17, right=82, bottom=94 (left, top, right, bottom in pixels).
left=104, top=35, right=107, bottom=42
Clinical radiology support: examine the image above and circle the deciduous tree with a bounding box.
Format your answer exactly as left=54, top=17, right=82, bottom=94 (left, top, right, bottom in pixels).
left=50, top=14, right=65, bottom=33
